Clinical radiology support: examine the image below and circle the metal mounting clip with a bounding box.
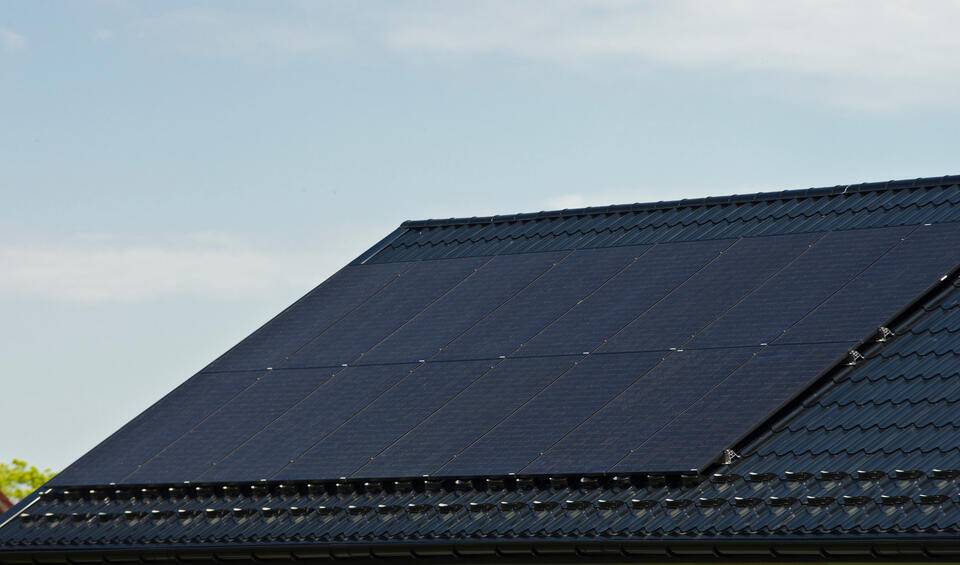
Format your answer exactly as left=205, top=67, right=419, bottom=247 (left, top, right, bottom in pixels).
left=877, top=326, right=895, bottom=342
left=721, top=449, right=740, bottom=465
left=847, top=350, right=865, bottom=366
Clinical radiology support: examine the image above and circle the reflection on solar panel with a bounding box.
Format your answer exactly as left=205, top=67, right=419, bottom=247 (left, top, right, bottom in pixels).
left=50, top=205, right=960, bottom=485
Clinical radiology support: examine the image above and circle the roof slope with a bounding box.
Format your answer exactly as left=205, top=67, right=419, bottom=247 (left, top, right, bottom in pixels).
left=4, top=175, right=960, bottom=560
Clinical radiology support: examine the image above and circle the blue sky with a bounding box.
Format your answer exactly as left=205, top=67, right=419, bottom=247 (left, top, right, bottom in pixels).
left=3, top=1, right=960, bottom=472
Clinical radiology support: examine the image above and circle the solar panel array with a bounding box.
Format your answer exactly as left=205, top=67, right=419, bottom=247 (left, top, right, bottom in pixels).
left=53, top=222, right=960, bottom=485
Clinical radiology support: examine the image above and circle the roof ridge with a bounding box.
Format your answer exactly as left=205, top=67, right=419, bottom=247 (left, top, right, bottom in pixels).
left=401, top=174, right=960, bottom=229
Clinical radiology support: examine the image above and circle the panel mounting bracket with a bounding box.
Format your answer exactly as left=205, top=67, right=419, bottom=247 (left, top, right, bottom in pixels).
left=876, top=326, right=895, bottom=342
left=846, top=349, right=865, bottom=366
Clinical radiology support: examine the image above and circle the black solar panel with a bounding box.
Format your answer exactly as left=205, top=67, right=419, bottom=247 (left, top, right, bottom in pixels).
left=199, top=364, right=419, bottom=482
left=437, top=352, right=667, bottom=476
left=434, top=245, right=648, bottom=361
left=125, top=367, right=340, bottom=483
left=691, top=226, right=914, bottom=348
left=51, top=211, right=960, bottom=484
left=285, top=256, right=487, bottom=368
left=513, top=239, right=732, bottom=357
left=522, top=347, right=760, bottom=474
left=354, top=356, right=581, bottom=478
left=357, top=252, right=564, bottom=364
left=277, top=360, right=494, bottom=479
left=600, top=232, right=819, bottom=353
left=779, top=222, right=960, bottom=344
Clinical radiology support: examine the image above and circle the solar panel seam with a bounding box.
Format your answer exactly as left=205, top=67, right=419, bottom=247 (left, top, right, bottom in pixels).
left=429, top=241, right=738, bottom=475
left=516, top=233, right=831, bottom=473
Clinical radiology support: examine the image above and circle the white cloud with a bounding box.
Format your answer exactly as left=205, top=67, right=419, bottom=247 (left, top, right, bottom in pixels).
left=135, top=8, right=344, bottom=61
left=129, top=1, right=960, bottom=109
left=0, top=28, right=25, bottom=51
left=94, top=28, right=114, bottom=41
left=0, top=233, right=355, bottom=304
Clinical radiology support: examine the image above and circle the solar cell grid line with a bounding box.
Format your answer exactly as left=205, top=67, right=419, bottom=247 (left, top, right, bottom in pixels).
left=614, top=341, right=856, bottom=473
left=352, top=356, right=583, bottom=479
left=689, top=225, right=915, bottom=349
left=283, top=255, right=490, bottom=368
left=519, top=347, right=762, bottom=475
left=435, top=351, right=667, bottom=477
left=49, top=370, right=265, bottom=486
left=511, top=238, right=736, bottom=357
left=778, top=222, right=960, bottom=345
left=356, top=251, right=567, bottom=365
left=205, top=261, right=412, bottom=372
left=431, top=245, right=655, bottom=362
left=598, top=232, right=822, bottom=354
left=123, top=367, right=341, bottom=484
left=274, top=360, right=495, bottom=480
left=197, top=364, right=420, bottom=482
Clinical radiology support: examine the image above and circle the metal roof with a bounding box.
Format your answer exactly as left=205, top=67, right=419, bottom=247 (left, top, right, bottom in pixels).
left=4, top=175, right=960, bottom=561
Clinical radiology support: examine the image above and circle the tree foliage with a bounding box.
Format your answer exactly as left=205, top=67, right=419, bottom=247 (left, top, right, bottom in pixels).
left=0, top=459, right=56, bottom=501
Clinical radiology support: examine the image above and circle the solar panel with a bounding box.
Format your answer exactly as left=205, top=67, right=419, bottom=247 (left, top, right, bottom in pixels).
left=691, top=226, right=914, bottom=348
left=51, top=370, right=263, bottom=486
left=513, top=239, right=733, bottom=357
left=277, top=360, right=494, bottom=480
left=125, top=367, right=340, bottom=484
left=285, top=256, right=488, bottom=368
left=354, top=355, right=581, bottom=478
left=521, top=347, right=760, bottom=474
left=613, top=342, right=855, bottom=473
left=437, top=351, right=666, bottom=476
left=600, top=233, right=819, bottom=353
left=434, top=245, right=649, bottom=361
left=779, top=222, right=960, bottom=345
left=357, top=252, right=565, bottom=364
left=206, top=262, right=410, bottom=372
left=199, top=364, right=419, bottom=482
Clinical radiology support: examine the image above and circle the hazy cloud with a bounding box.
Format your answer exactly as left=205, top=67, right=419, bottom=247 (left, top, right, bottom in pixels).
left=128, top=1, right=960, bottom=109
left=0, top=234, right=353, bottom=303
left=93, top=28, right=114, bottom=41
left=0, top=28, right=26, bottom=51
left=135, top=7, right=345, bottom=61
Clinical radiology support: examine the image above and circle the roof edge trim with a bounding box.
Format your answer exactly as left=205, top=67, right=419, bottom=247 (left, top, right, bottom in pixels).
left=400, top=174, right=960, bottom=229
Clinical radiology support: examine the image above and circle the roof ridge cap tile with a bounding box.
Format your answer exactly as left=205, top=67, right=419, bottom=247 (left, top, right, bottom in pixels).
left=399, top=175, right=960, bottom=229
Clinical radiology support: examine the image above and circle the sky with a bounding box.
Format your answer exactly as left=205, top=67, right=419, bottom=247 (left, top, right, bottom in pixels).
left=2, top=0, right=960, bottom=472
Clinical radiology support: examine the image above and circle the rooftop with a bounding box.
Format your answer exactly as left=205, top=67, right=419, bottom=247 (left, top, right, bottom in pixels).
left=4, top=175, right=960, bottom=561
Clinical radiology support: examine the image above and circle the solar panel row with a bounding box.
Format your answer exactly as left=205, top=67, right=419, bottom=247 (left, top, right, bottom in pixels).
left=51, top=222, right=960, bottom=485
